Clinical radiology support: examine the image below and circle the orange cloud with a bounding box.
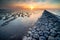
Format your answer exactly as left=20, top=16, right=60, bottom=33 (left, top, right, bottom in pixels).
left=1, top=2, right=60, bottom=9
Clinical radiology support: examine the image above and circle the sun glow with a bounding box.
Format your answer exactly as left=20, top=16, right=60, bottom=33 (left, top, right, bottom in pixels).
left=12, top=3, right=60, bottom=10
left=22, top=4, right=36, bottom=10
left=29, top=5, right=34, bottom=10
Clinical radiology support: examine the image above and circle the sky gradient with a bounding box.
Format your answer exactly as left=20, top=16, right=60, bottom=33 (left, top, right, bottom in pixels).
left=0, top=0, right=60, bottom=9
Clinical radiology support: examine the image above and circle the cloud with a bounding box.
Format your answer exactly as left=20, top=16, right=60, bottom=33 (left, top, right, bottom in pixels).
left=0, top=0, right=60, bottom=4
left=47, top=0, right=60, bottom=4
left=33, top=0, right=46, bottom=2
left=0, top=0, right=60, bottom=6
left=0, top=0, right=28, bottom=4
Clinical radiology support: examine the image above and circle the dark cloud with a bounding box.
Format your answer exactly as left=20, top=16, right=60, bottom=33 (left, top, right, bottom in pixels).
left=0, top=0, right=28, bottom=5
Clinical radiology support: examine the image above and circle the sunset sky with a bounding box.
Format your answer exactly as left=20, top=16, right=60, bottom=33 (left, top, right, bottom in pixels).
left=0, top=0, right=60, bottom=9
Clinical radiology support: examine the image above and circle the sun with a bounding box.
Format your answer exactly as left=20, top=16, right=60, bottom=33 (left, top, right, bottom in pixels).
left=22, top=4, right=36, bottom=10
left=29, top=5, right=35, bottom=10
left=30, top=6, right=34, bottom=10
